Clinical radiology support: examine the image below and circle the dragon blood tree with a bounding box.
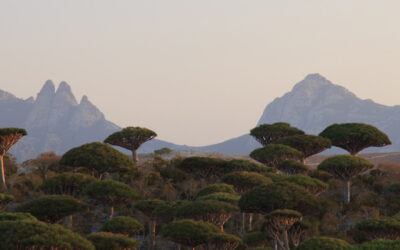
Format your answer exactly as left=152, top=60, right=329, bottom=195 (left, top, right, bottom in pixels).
left=0, top=128, right=27, bottom=189
left=250, top=144, right=303, bottom=168
left=276, top=134, right=331, bottom=164
left=263, top=209, right=302, bottom=250
left=104, top=126, right=157, bottom=163
left=318, top=155, right=373, bottom=203
left=176, top=200, right=239, bottom=232
left=250, top=122, right=304, bottom=146
left=319, top=123, right=391, bottom=156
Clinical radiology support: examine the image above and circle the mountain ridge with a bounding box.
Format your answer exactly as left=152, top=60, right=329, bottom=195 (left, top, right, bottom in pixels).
left=2, top=74, right=399, bottom=161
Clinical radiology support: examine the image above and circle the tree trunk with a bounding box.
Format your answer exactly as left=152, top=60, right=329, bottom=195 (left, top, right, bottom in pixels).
left=0, top=155, right=7, bottom=190
left=344, top=179, right=351, bottom=204
left=110, top=206, right=114, bottom=219
left=302, top=158, right=306, bottom=165
left=68, top=215, right=73, bottom=229
left=132, top=150, right=139, bottom=163
left=241, top=212, right=246, bottom=234
left=151, top=220, right=157, bottom=250
left=282, top=230, right=290, bottom=250
left=220, top=223, right=224, bottom=232
left=248, top=213, right=253, bottom=232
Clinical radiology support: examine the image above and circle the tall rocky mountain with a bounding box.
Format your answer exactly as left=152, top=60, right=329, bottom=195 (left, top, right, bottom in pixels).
left=167, top=73, right=400, bottom=155
left=2, top=74, right=399, bottom=161
left=0, top=81, right=120, bottom=161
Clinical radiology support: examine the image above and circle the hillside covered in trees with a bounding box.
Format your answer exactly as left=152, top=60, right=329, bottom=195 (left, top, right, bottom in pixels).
left=0, top=122, right=400, bottom=250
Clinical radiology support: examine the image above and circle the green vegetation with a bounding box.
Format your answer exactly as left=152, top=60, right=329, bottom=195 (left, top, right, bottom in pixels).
left=16, top=195, right=86, bottom=223
left=263, top=209, right=302, bottom=250
left=176, top=200, right=239, bottom=231
left=318, top=155, right=373, bottom=203
left=0, top=122, right=397, bottom=249
left=319, top=123, right=391, bottom=156
left=0, top=128, right=27, bottom=189
left=161, top=219, right=219, bottom=249
left=87, top=232, right=138, bottom=250
left=0, top=193, right=13, bottom=210
left=40, top=172, right=96, bottom=197
left=239, top=182, right=319, bottom=215
left=250, top=122, right=304, bottom=146
left=84, top=180, right=139, bottom=218
left=0, top=219, right=94, bottom=250
left=276, top=134, right=331, bottom=164
left=104, top=126, right=157, bottom=163
left=222, top=171, right=272, bottom=194
left=154, top=147, right=172, bottom=155
left=277, top=160, right=309, bottom=175
left=282, top=174, right=328, bottom=196
left=250, top=144, right=304, bottom=167
left=60, top=142, right=138, bottom=179
left=195, top=183, right=236, bottom=198
left=296, top=236, right=351, bottom=250
left=100, top=216, right=143, bottom=235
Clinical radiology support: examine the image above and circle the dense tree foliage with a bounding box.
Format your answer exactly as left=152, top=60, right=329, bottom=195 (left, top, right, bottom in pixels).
left=0, top=193, right=13, bottom=210
left=88, top=232, right=138, bottom=250
left=196, top=192, right=240, bottom=205
left=100, top=216, right=143, bottom=235
left=277, top=160, right=309, bottom=175
left=275, top=134, right=331, bottom=163
left=195, top=184, right=236, bottom=198
left=250, top=144, right=303, bottom=167
left=0, top=218, right=94, bottom=250
left=0, top=122, right=398, bottom=250
left=353, top=239, right=400, bottom=250
left=104, top=126, right=157, bottom=163
left=161, top=219, right=219, bottom=249
left=242, top=231, right=270, bottom=248
left=353, top=218, right=400, bottom=242
left=0, top=128, right=27, bottom=189
left=318, top=155, right=373, bottom=203
left=282, top=174, right=328, bottom=196
left=40, top=172, right=96, bottom=197
left=250, top=122, right=304, bottom=146
left=84, top=180, right=139, bottom=218
left=222, top=171, right=272, bottom=194
left=296, top=236, right=351, bottom=250
left=319, top=123, right=391, bottom=156
left=239, top=182, right=319, bottom=215
left=16, top=195, right=86, bottom=223
left=60, top=142, right=138, bottom=179
left=176, top=200, right=239, bottom=231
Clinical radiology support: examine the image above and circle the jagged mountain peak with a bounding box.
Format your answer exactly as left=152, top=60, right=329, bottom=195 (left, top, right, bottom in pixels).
left=56, top=81, right=71, bottom=94
left=80, top=95, right=89, bottom=104
left=38, top=80, right=56, bottom=96
left=55, top=81, right=77, bottom=106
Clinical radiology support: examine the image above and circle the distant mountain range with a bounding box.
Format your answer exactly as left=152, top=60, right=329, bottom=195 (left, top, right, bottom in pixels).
left=1, top=74, right=399, bottom=161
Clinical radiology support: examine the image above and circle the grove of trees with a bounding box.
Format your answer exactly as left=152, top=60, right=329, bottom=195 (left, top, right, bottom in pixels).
left=0, top=122, right=396, bottom=250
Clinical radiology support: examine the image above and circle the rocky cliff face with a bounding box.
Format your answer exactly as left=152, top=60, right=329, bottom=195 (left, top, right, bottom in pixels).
left=0, top=81, right=119, bottom=161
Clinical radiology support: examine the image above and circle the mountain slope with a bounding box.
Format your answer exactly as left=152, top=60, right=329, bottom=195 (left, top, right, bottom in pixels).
left=189, top=74, right=400, bottom=154
left=2, top=74, right=400, bottom=161
left=2, top=81, right=120, bottom=161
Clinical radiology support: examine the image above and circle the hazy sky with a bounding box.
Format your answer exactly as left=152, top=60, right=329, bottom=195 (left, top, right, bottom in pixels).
left=1, top=1, right=400, bottom=146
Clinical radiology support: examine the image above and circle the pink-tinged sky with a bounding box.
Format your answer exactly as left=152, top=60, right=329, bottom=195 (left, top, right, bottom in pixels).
left=1, top=0, right=400, bottom=146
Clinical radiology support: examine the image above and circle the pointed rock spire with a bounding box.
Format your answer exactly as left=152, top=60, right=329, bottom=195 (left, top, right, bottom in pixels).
left=38, top=80, right=56, bottom=96
left=55, top=81, right=77, bottom=105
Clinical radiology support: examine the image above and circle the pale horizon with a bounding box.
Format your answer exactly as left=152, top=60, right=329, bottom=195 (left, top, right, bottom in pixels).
left=1, top=1, right=400, bottom=146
